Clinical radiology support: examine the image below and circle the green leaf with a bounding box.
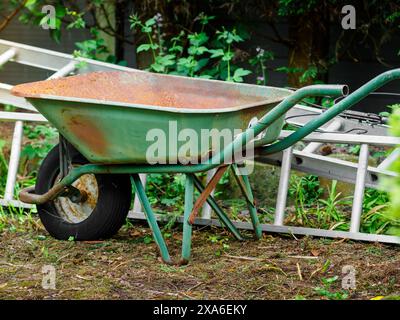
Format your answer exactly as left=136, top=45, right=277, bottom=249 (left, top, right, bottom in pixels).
left=145, top=18, right=156, bottom=27
left=188, top=32, right=209, bottom=46
left=141, top=26, right=152, bottom=33
left=151, top=64, right=163, bottom=72
left=194, top=58, right=210, bottom=72
left=25, top=0, right=37, bottom=7
left=197, top=74, right=213, bottom=79
left=232, top=68, right=251, bottom=82
left=188, top=45, right=208, bottom=56
left=222, top=51, right=234, bottom=61
left=55, top=4, right=66, bottom=18
left=169, top=45, right=183, bottom=54
left=155, top=54, right=175, bottom=68
left=136, top=44, right=151, bottom=53
left=209, top=49, right=224, bottom=58
left=50, top=29, right=61, bottom=43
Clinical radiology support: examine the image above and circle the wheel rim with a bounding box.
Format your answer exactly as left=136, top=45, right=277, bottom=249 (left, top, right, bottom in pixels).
left=54, top=173, right=98, bottom=224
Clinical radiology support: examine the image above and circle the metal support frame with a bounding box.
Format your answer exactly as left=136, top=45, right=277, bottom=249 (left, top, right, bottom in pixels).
left=132, top=174, right=172, bottom=264
left=181, top=174, right=194, bottom=264
left=191, top=174, right=243, bottom=240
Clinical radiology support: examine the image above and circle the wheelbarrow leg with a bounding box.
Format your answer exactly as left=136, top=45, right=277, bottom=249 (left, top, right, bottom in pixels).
left=191, top=174, right=243, bottom=241
left=131, top=174, right=172, bottom=264
left=232, top=165, right=262, bottom=239
left=181, top=174, right=194, bottom=264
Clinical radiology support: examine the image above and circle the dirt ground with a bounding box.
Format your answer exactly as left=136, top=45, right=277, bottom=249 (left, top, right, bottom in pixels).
left=0, top=216, right=399, bottom=300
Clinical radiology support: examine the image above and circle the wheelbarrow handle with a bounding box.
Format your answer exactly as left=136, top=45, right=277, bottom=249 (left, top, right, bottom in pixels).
left=213, top=83, right=348, bottom=166
left=19, top=184, right=66, bottom=204
left=259, top=68, right=400, bottom=155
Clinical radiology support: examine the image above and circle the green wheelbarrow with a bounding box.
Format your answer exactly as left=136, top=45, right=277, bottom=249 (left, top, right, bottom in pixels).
left=13, top=69, right=400, bottom=264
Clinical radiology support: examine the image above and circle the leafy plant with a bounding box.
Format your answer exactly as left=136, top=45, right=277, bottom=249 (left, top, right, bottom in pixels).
left=208, top=234, right=230, bottom=256
left=314, top=276, right=349, bottom=300
left=386, top=104, right=400, bottom=235
left=289, top=174, right=324, bottom=223
left=129, top=12, right=251, bottom=82
left=318, top=180, right=350, bottom=227
left=22, top=124, right=58, bottom=161
left=249, top=47, right=274, bottom=85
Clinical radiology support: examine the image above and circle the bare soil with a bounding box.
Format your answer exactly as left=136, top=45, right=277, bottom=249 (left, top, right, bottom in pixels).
left=0, top=217, right=399, bottom=300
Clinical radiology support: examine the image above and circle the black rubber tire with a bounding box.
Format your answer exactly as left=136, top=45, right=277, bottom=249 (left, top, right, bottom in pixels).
left=36, top=144, right=132, bottom=240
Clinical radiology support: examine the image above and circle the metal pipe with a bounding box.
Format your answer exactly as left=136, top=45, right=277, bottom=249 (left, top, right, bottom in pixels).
left=4, top=120, right=23, bottom=201
left=260, top=69, right=400, bottom=155
left=350, top=144, right=369, bottom=233
left=238, top=172, right=262, bottom=239
left=254, top=85, right=347, bottom=147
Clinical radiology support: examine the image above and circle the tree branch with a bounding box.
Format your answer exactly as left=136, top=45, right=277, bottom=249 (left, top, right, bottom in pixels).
left=0, top=0, right=27, bottom=33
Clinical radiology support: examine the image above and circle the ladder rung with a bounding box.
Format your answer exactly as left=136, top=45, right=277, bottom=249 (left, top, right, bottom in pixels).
left=48, top=61, right=76, bottom=79
left=0, top=48, right=17, bottom=66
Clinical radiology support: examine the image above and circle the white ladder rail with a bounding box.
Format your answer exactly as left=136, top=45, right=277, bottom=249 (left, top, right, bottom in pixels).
left=350, top=144, right=369, bottom=233
left=274, top=146, right=293, bottom=226
left=4, top=120, right=23, bottom=201
left=378, top=148, right=400, bottom=170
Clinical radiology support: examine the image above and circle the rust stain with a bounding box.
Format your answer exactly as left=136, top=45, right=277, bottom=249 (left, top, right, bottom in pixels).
left=75, top=174, right=98, bottom=208
left=12, top=71, right=273, bottom=110
left=66, top=115, right=108, bottom=156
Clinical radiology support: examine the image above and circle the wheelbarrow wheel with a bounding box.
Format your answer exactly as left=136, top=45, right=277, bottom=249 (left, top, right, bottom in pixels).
left=35, top=144, right=132, bottom=240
